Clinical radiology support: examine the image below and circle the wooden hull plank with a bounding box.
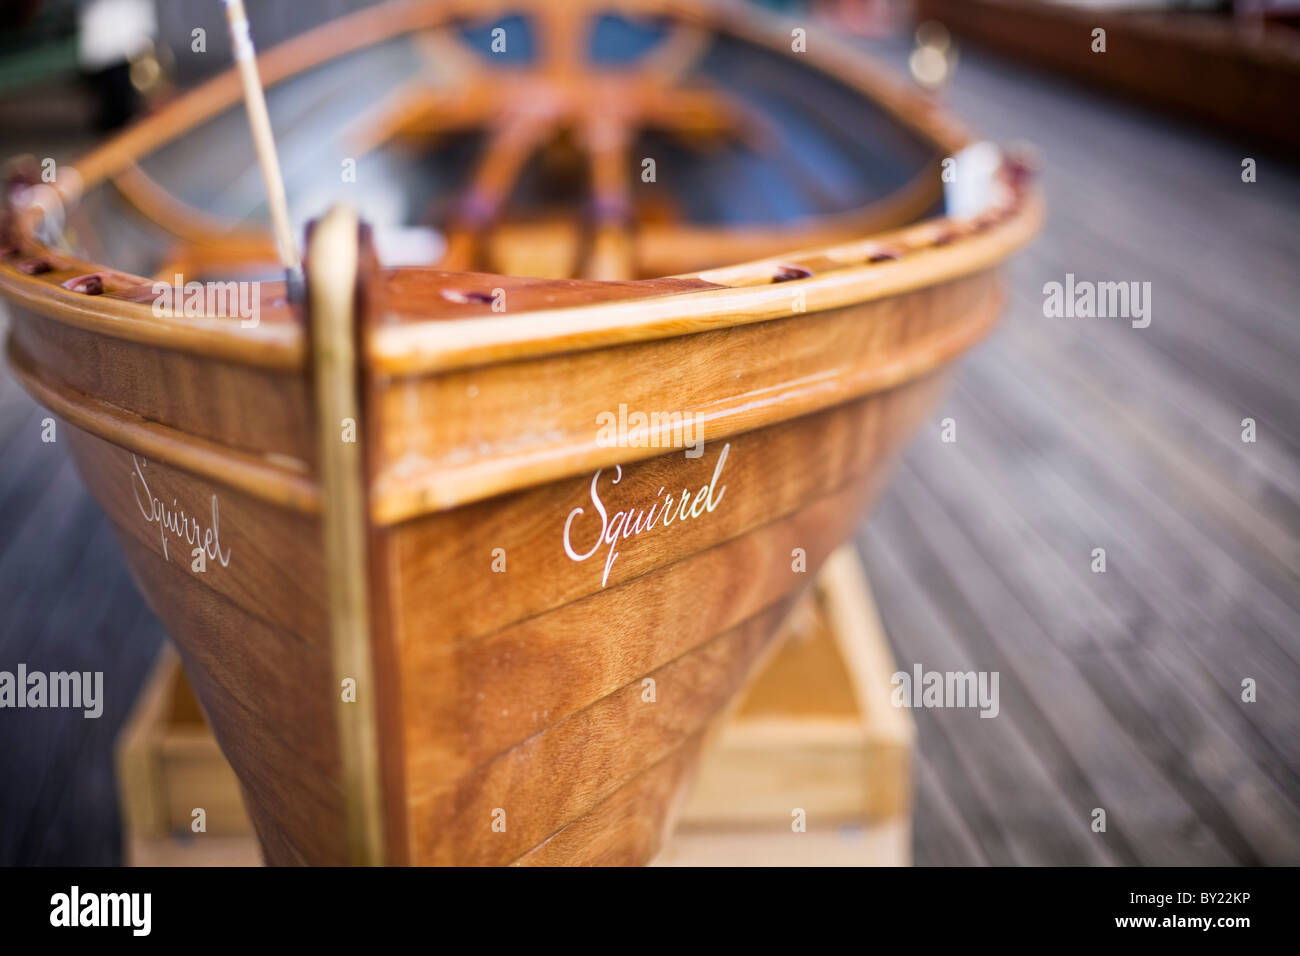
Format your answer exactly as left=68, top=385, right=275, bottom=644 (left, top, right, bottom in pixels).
left=402, top=452, right=909, bottom=779
left=386, top=367, right=949, bottom=651
left=512, top=733, right=711, bottom=867
left=62, top=427, right=327, bottom=647
left=409, top=598, right=795, bottom=866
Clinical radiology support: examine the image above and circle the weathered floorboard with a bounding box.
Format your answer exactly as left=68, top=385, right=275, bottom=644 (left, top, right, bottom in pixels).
left=858, top=38, right=1300, bottom=864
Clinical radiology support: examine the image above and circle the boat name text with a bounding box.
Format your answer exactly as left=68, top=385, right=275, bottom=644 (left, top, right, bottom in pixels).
left=564, top=443, right=730, bottom=587
left=131, top=455, right=231, bottom=569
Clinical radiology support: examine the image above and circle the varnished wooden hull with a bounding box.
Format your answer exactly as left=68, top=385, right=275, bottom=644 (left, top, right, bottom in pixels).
left=0, top=0, right=1040, bottom=864
left=4, top=263, right=995, bottom=865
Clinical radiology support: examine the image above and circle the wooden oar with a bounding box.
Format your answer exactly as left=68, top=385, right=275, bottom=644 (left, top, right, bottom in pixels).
left=221, top=0, right=302, bottom=295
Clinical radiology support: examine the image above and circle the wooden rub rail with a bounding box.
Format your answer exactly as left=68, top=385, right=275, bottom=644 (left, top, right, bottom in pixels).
left=4, top=335, right=321, bottom=513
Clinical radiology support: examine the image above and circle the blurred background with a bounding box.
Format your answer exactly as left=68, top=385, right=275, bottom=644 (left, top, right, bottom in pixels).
left=1, top=0, right=1298, bottom=865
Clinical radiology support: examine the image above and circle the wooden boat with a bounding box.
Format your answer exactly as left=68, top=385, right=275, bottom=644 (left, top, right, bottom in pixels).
left=0, top=0, right=1040, bottom=865
left=916, top=0, right=1300, bottom=154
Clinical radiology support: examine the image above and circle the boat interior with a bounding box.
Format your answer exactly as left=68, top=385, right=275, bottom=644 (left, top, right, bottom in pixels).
left=39, top=2, right=954, bottom=288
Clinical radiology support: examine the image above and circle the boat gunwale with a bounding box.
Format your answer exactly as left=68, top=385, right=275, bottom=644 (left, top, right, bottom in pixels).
left=370, top=188, right=1042, bottom=376
left=4, top=331, right=321, bottom=511
left=370, top=267, right=1012, bottom=524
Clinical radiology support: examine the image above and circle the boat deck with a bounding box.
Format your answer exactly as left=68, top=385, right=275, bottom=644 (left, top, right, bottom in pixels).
left=1, top=40, right=1298, bottom=865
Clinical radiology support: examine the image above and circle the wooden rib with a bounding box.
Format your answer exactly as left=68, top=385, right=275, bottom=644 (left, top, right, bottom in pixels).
left=412, top=26, right=488, bottom=81
left=112, top=163, right=272, bottom=248
left=641, top=83, right=759, bottom=141
left=307, top=205, right=385, bottom=864
left=345, top=85, right=488, bottom=156
left=150, top=236, right=283, bottom=282
left=2, top=1, right=1042, bottom=395
left=640, top=22, right=713, bottom=81
left=465, top=151, right=942, bottom=279
left=633, top=158, right=941, bottom=275
left=67, top=0, right=469, bottom=193
left=582, top=118, right=635, bottom=280
left=8, top=0, right=1016, bottom=365
left=439, top=113, right=555, bottom=272
left=43, top=0, right=975, bottom=243
left=535, top=3, right=590, bottom=78
left=486, top=218, right=584, bottom=277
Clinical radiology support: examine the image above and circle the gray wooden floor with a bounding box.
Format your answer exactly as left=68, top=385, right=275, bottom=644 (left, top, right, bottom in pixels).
left=0, top=86, right=169, bottom=866
left=1, top=37, right=1297, bottom=865
left=857, top=41, right=1300, bottom=865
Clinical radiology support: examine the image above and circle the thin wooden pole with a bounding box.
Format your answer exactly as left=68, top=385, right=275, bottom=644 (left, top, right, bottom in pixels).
left=221, top=0, right=301, bottom=282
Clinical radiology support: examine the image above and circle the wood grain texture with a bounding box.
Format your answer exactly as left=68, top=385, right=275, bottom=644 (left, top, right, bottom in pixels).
left=369, top=271, right=1002, bottom=518
left=379, top=368, right=947, bottom=654
left=7, top=311, right=315, bottom=469
left=410, top=599, right=795, bottom=865
left=4, top=266, right=990, bottom=865
left=10, top=19, right=1300, bottom=870
left=0, top=0, right=1039, bottom=381
left=54, top=427, right=342, bottom=865
left=512, top=734, right=710, bottom=867
left=373, top=365, right=947, bottom=863
left=306, top=206, right=386, bottom=864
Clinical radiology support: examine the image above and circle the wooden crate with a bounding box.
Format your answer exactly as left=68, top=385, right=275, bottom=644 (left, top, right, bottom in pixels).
left=117, top=545, right=911, bottom=866
left=656, top=545, right=914, bottom=865
left=116, top=646, right=262, bottom=865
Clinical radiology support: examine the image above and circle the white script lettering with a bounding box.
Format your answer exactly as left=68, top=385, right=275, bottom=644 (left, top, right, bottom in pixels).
left=564, top=444, right=730, bottom=587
